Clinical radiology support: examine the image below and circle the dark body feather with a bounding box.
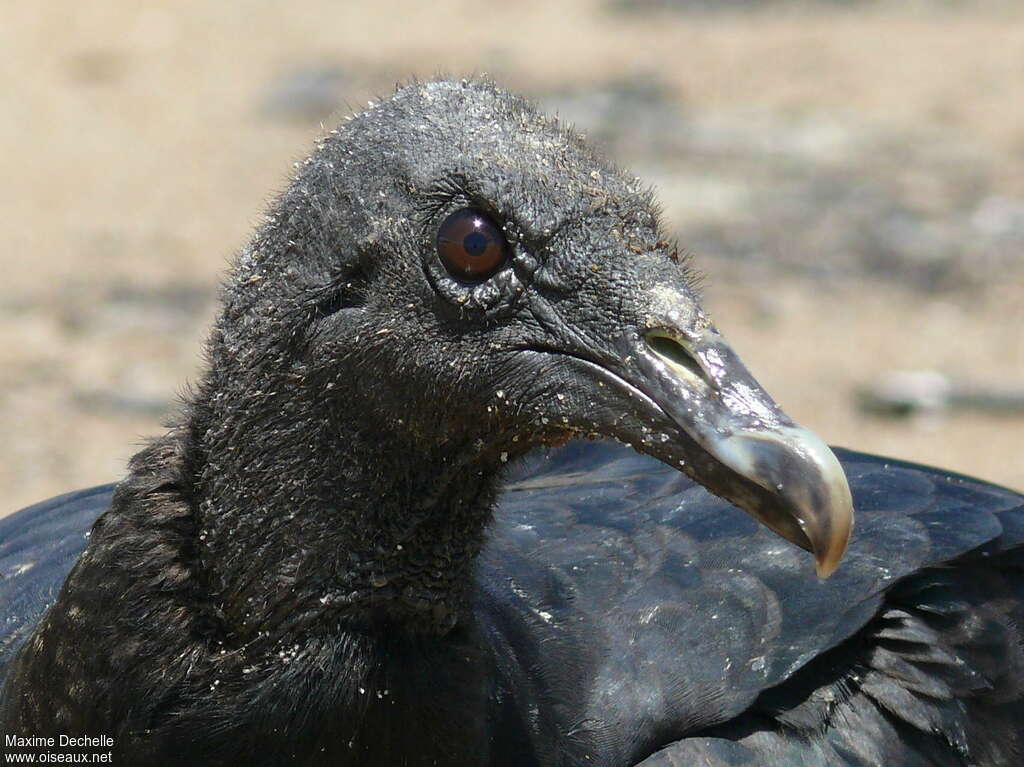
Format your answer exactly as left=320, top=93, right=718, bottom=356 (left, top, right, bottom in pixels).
left=3, top=442, right=1023, bottom=765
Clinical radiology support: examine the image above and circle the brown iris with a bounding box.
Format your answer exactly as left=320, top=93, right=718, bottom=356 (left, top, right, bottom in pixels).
left=436, top=208, right=509, bottom=280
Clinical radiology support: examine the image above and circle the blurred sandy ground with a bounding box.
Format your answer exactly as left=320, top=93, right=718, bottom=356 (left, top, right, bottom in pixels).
left=2, top=0, right=1023, bottom=514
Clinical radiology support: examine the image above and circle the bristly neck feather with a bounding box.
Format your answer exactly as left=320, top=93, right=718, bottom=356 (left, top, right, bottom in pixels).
left=186, top=353, right=510, bottom=643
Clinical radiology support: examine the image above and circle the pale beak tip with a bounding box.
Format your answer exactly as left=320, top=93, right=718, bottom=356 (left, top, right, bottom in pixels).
left=815, top=549, right=843, bottom=579
left=810, top=480, right=854, bottom=579
left=718, top=426, right=855, bottom=579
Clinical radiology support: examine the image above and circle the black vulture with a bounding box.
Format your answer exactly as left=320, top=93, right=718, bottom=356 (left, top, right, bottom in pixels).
left=2, top=79, right=1023, bottom=766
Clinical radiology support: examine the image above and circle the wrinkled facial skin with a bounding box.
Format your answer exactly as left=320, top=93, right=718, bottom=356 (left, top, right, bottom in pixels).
left=225, top=80, right=852, bottom=577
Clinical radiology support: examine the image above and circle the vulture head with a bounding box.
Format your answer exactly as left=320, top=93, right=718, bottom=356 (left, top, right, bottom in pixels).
left=192, top=80, right=853, bottom=636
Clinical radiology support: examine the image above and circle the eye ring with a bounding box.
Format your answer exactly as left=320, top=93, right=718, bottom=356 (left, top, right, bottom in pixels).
left=436, top=208, right=510, bottom=280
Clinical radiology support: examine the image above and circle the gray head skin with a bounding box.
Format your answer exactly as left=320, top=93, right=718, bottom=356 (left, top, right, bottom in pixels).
left=191, top=79, right=852, bottom=639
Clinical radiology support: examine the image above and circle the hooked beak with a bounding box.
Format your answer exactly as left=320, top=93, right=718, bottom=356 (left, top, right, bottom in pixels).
left=632, top=326, right=854, bottom=577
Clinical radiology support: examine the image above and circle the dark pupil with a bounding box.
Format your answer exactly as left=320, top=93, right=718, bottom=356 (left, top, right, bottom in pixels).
left=463, top=231, right=489, bottom=259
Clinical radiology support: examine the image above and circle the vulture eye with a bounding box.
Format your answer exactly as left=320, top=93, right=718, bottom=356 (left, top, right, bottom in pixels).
left=436, top=208, right=509, bottom=280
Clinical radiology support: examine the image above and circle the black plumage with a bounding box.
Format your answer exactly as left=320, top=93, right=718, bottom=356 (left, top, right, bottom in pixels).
left=2, top=80, right=1023, bottom=765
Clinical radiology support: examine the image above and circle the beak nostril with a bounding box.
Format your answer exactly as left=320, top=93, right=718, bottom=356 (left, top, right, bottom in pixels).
left=645, top=331, right=713, bottom=387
